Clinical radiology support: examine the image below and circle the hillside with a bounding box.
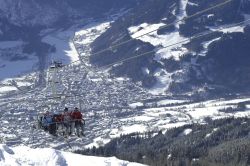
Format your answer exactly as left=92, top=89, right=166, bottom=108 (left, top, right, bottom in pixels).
left=79, top=118, right=250, bottom=166
left=90, top=0, right=250, bottom=95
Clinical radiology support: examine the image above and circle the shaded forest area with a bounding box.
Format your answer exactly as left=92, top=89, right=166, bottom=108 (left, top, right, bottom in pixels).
left=76, top=118, right=250, bottom=166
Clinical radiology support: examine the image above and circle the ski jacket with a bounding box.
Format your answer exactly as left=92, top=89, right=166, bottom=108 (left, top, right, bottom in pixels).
left=71, top=111, right=83, bottom=120
left=42, top=115, right=53, bottom=126
left=54, top=114, right=63, bottom=123
left=63, top=112, right=72, bottom=122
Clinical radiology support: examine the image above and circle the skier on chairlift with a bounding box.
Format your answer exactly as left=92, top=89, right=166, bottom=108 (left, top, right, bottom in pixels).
left=54, top=112, right=64, bottom=135
left=72, top=107, right=85, bottom=137
left=62, top=107, right=72, bottom=136
left=42, top=111, right=53, bottom=133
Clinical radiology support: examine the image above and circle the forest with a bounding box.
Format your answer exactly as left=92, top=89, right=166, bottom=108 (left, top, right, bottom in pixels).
left=76, top=117, right=250, bottom=166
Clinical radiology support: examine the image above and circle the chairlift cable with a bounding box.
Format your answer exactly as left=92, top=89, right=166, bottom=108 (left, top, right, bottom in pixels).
left=1, top=18, right=249, bottom=107
left=98, top=19, right=250, bottom=70
left=62, top=0, right=233, bottom=68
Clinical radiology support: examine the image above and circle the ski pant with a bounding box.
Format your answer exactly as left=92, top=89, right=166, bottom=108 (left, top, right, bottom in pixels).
left=56, top=122, right=64, bottom=135
left=64, top=122, right=74, bottom=136
left=64, top=122, right=71, bottom=136
left=49, top=123, right=57, bottom=135
left=75, top=120, right=84, bottom=136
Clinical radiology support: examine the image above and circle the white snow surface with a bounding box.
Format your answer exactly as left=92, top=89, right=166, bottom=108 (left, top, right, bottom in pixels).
left=129, top=102, right=144, bottom=108
left=127, top=0, right=189, bottom=95
left=199, top=37, right=221, bottom=56
left=179, top=128, right=192, bottom=136
left=157, top=99, right=188, bottom=106
left=128, top=24, right=188, bottom=61
left=0, top=144, right=145, bottom=166
left=42, top=29, right=80, bottom=64
left=209, top=25, right=245, bottom=33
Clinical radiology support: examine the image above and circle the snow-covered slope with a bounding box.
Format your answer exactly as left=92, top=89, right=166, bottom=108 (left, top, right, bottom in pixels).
left=0, top=144, right=145, bottom=166
left=90, top=0, right=250, bottom=94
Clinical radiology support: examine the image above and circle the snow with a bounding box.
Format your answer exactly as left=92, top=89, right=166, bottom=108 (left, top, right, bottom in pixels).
left=129, top=102, right=144, bottom=108
left=15, top=81, right=32, bottom=87
left=234, top=111, right=250, bottom=118
left=127, top=0, right=189, bottom=95
left=205, top=128, right=218, bottom=138
left=128, top=25, right=188, bottom=61
left=157, top=99, right=188, bottom=106
left=0, top=86, right=17, bottom=93
left=133, top=116, right=155, bottom=122
left=86, top=137, right=112, bottom=148
left=188, top=107, right=221, bottom=119
left=176, top=0, right=188, bottom=29
left=208, top=25, right=245, bottom=33
left=0, top=144, right=145, bottom=166
left=187, top=2, right=198, bottom=6
left=74, top=22, right=110, bottom=49
left=42, top=30, right=79, bottom=64
left=86, top=124, right=148, bottom=148
left=179, top=128, right=192, bottom=136
left=199, top=37, right=221, bottom=56
left=65, top=41, right=81, bottom=62
left=121, top=124, right=147, bottom=135
left=142, top=67, right=150, bottom=75
left=148, top=69, right=172, bottom=95
left=128, top=23, right=165, bottom=39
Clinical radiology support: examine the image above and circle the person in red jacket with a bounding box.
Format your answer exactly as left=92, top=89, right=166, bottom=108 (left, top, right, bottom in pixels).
left=72, top=107, right=85, bottom=137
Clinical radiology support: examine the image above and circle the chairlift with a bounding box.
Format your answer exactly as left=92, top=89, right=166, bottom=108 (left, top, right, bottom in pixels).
left=50, top=60, right=64, bottom=69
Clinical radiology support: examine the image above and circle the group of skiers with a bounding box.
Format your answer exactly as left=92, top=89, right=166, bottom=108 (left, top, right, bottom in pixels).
left=38, top=107, right=85, bottom=137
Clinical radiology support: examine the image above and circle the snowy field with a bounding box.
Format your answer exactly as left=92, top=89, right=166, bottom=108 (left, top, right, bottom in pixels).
left=0, top=144, right=145, bottom=166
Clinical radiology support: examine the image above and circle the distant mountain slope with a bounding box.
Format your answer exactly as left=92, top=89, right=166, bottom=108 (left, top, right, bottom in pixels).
left=90, top=0, right=250, bottom=95
left=0, top=0, right=141, bottom=26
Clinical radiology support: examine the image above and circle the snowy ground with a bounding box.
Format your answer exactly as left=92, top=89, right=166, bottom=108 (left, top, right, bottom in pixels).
left=0, top=144, right=145, bottom=166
